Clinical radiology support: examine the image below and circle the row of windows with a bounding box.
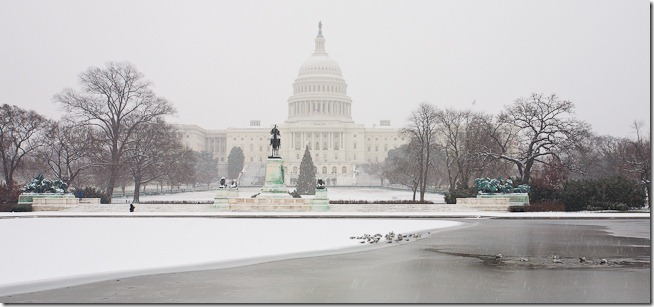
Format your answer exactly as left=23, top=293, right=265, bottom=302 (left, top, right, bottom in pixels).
left=297, top=142, right=395, bottom=152
left=291, top=166, right=348, bottom=174
left=368, top=137, right=403, bottom=142
left=289, top=177, right=338, bottom=186
left=235, top=155, right=359, bottom=164
left=305, top=65, right=338, bottom=72
left=294, top=84, right=345, bottom=94
left=301, top=142, right=340, bottom=151
left=233, top=137, right=264, bottom=141
left=214, top=142, right=396, bottom=157
left=368, top=144, right=394, bottom=152
left=294, top=152, right=357, bottom=161
left=289, top=100, right=350, bottom=117
left=227, top=134, right=404, bottom=143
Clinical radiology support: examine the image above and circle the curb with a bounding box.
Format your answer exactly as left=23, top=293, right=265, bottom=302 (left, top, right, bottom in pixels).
left=1, top=213, right=650, bottom=219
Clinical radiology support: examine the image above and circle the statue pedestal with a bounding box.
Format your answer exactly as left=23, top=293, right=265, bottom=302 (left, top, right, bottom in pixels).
left=477, top=193, right=530, bottom=206
left=312, top=188, right=329, bottom=210
left=19, top=193, right=79, bottom=211
left=19, top=193, right=77, bottom=205
left=258, top=157, right=291, bottom=199
left=213, top=157, right=330, bottom=211
left=213, top=188, right=239, bottom=208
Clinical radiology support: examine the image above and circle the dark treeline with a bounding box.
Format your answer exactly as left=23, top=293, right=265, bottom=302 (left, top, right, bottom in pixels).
left=0, top=62, right=649, bottom=210
left=0, top=62, right=221, bottom=204
left=379, top=93, right=649, bottom=208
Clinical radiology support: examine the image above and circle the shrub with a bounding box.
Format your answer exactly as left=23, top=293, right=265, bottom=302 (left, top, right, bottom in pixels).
left=71, top=187, right=111, bottom=204
left=9, top=203, right=32, bottom=212
left=0, top=183, right=21, bottom=204
left=329, top=200, right=434, bottom=204
left=1, top=183, right=33, bottom=211
left=561, top=177, right=646, bottom=211
left=522, top=201, right=565, bottom=212
left=443, top=187, right=476, bottom=204
left=289, top=190, right=301, bottom=198
left=599, top=177, right=647, bottom=209
left=529, top=184, right=561, bottom=204
left=137, top=200, right=214, bottom=204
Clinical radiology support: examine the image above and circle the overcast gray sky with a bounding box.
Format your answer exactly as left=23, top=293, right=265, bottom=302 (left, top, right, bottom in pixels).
left=0, top=0, right=649, bottom=137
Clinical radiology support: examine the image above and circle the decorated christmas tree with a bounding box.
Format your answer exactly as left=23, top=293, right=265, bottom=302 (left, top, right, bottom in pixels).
left=297, top=146, right=316, bottom=195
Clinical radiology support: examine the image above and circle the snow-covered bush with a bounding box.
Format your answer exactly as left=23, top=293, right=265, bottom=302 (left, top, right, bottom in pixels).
left=71, top=187, right=110, bottom=204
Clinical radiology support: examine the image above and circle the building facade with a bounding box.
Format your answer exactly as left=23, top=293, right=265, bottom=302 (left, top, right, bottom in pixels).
left=176, top=23, right=408, bottom=186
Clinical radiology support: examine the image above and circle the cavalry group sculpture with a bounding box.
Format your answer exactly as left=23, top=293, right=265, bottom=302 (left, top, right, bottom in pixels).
left=474, top=177, right=530, bottom=194
left=23, top=173, right=68, bottom=194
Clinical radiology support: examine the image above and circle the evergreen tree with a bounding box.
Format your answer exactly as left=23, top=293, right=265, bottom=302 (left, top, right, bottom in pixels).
left=194, top=151, right=218, bottom=185
left=227, top=147, right=244, bottom=180
left=297, top=146, right=316, bottom=195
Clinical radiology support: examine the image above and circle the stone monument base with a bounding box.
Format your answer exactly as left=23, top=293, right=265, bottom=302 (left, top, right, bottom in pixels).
left=456, top=197, right=510, bottom=211
left=257, top=157, right=292, bottom=199
left=213, top=188, right=239, bottom=208
left=18, top=193, right=77, bottom=205
left=212, top=157, right=329, bottom=211
left=477, top=193, right=529, bottom=206
left=18, top=193, right=93, bottom=211
left=456, top=193, right=529, bottom=211
left=223, top=197, right=324, bottom=211
left=313, top=188, right=329, bottom=206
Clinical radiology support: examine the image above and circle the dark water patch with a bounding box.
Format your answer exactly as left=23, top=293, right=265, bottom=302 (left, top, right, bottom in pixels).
left=425, top=247, right=650, bottom=270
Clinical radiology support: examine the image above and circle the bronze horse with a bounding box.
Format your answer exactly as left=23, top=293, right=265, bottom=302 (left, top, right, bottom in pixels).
left=270, top=125, right=281, bottom=157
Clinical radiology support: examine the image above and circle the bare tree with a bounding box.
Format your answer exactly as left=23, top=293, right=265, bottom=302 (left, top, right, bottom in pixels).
left=383, top=142, right=421, bottom=200
left=483, top=93, right=591, bottom=184
left=402, top=103, right=439, bottom=201
left=54, top=62, right=175, bottom=202
left=162, top=147, right=196, bottom=192
left=567, top=134, right=623, bottom=180
left=40, top=120, right=99, bottom=187
left=435, top=108, right=499, bottom=189
left=620, top=120, right=651, bottom=204
left=124, top=119, right=181, bottom=203
left=0, top=104, right=50, bottom=185
left=361, top=161, right=385, bottom=186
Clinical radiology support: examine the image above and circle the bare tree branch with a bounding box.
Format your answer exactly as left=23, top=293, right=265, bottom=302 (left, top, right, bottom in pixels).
left=54, top=62, right=175, bottom=201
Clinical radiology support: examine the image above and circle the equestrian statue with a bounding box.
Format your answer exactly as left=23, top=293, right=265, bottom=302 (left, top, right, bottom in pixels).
left=270, top=124, right=281, bottom=158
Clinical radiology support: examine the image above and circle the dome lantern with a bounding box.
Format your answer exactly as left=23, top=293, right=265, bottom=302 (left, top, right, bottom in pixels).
left=314, top=20, right=326, bottom=55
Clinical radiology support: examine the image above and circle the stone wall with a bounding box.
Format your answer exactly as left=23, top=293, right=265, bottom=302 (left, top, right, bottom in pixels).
left=456, top=197, right=510, bottom=211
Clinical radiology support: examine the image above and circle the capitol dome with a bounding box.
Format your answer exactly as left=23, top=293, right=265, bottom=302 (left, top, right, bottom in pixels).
left=297, top=53, right=343, bottom=77
left=286, top=22, right=353, bottom=124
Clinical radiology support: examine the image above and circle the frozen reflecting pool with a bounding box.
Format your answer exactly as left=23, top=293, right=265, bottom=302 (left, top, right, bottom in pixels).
left=2, top=218, right=649, bottom=303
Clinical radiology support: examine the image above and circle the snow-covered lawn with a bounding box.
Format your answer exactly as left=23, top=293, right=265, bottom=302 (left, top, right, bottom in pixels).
left=1, top=187, right=648, bottom=297
left=0, top=217, right=459, bottom=295
left=111, top=187, right=446, bottom=203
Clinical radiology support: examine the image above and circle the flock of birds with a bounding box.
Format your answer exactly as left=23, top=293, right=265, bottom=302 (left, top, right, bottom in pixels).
left=350, top=231, right=428, bottom=244
left=495, top=253, right=609, bottom=265
left=349, top=232, right=611, bottom=265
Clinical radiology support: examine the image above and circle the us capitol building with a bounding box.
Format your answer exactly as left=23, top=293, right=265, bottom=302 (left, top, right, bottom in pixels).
left=175, top=23, right=408, bottom=186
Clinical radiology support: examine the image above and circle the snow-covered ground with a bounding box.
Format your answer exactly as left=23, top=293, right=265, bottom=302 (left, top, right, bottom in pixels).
left=112, top=187, right=446, bottom=203
left=0, top=217, right=460, bottom=296
left=1, top=187, right=648, bottom=297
